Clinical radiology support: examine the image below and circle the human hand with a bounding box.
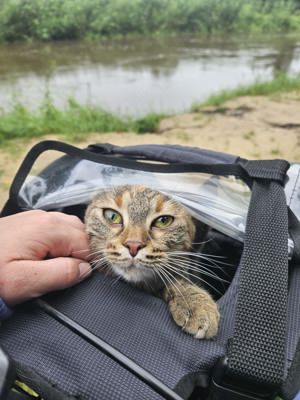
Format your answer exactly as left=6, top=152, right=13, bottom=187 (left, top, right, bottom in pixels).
left=0, top=210, right=92, bottom=306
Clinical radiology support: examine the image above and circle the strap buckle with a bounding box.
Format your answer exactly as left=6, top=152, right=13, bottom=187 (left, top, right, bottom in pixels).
left=210, top=357, right=277, bottom=400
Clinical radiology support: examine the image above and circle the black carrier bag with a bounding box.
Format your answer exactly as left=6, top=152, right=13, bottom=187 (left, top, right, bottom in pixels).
left=0, top=140, right=300, bottom=400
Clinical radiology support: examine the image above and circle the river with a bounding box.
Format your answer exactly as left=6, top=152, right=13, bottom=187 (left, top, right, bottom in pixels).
left=0, top=35, right=299, bottom=117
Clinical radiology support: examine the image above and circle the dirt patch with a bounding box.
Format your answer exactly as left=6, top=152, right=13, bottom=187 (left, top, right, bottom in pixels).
left=1, top=92, right=300, bottom=209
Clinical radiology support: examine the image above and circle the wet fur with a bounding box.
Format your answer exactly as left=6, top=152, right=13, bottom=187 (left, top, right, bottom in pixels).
left=85, top=185, right=219, bottom=339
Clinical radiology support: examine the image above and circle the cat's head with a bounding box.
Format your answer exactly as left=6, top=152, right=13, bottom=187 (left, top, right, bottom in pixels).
left=85, top=185, right=195, bottom=287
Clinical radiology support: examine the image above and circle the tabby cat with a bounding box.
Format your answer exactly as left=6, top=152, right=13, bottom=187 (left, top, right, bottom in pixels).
left=85, top=185, right=219, bottom=339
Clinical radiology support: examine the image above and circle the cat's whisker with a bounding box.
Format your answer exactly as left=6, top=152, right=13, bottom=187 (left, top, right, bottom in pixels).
left=159, top=261, right=196, bottom=288
left=79, top=261, right=106, bottom=280
left=170, top=256, right=233, bottom=280
left=87, top=247, right=107, bottom=256
left=187, top=267, right=229, bottom=284
left=169, top=254, right=227, bottom=271
left=83, top=262, right=107, bottom=280
left=170, top=251, right=233, bottom=267
left=161, top=261, right=223, bottom=296
left=156, top=265, right=174, bottom=288
left=157, top=265, right=191, bottom=311
left=167, top=258, right=229, bottom=286
left=89, top=256, right=108, bottom=272
left=195, top=252, right=228, bottom=260
left=173, top=251, right=234, bottom=266
left=191, top=239, right=213, bottom=246
left=154, top=267, right=171, bottom=296
left=168, top=252, right=225, bottom=270
left=158, top=262, right=197, bottom=310
left=96, top=261, right=116, bottom=280
left=178, top=266, right=228, bottom=287
left=90, top=260, right=107, bottom=270
left=171, top=251, right=224, bottom=266
left=168, top=266, right=223, bottom=297
left=88, top=247, right=106, bottom=253
left=168, top=255, right=230, bottom=280
left=82, top=249, right=108, bottom=261
left=89, top=256, right=106, bottom=265
left=88, top=254, right=102, bottom=262
left=111, top=274, right=123, bottom=286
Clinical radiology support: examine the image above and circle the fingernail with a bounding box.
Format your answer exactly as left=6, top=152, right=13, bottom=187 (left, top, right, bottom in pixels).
left=79, top=262, right=92, bottom=281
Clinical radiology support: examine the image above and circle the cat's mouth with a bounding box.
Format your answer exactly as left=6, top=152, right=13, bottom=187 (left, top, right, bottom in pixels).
left=122, top=259, right=149, bottom=271
left=110, top=258, right=155, bottom=283
left=111, top=257, right=148, bottom=269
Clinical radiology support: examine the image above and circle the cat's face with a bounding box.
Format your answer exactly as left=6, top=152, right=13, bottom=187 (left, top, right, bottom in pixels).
left=85, top=185, right=195, bottom=287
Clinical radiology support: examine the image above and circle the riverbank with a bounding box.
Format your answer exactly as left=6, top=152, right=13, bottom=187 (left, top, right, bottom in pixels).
left=1, top=73, right=299, bottom=145
left=1, top=88, right=299, bottom=208
left=1, top=0, right=300, bottom=42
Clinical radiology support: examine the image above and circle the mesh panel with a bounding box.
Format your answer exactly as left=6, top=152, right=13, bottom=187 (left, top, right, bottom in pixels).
left=0, top=271, right=239, bottom=400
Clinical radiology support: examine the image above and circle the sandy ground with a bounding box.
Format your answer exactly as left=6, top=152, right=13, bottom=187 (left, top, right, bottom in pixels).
left=0, top=92, right=300, bottom=209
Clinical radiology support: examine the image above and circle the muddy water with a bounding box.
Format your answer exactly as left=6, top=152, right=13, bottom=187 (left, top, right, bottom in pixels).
left=0, top=35, right=300, bottom=116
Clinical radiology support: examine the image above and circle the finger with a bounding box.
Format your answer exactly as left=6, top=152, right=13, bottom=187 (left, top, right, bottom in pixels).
left=40, top=212, right=90, bottom=259
left=47, top=211, right=85, bottom=230
left=1, top=210, right=91, bottom=262
left=0, top=258, right=92, bottom=306
left=5, top=210, right=83, bottom=231
left=46, top=228, right=91, bottom=261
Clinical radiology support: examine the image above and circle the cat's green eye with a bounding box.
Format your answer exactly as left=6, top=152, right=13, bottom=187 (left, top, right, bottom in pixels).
left=103, top=209, right=123, bottom=225
left=152, top=215, right=174, bottom=229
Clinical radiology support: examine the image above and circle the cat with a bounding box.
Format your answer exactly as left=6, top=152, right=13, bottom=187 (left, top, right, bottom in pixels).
left=85, top=185, right=220, bottom=339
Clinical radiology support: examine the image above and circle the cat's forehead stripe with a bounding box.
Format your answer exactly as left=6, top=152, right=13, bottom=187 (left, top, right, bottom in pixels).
left=155, top=194, right=165, bottom=213
left=115, top=194, right=123, bottom=208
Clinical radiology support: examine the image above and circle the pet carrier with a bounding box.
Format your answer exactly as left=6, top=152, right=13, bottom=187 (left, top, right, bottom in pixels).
left=0, top=140, right=299, bottom=400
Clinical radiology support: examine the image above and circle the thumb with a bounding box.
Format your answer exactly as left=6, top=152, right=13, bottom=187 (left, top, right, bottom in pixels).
left=1, top=258, right=92, bottom=306
left=34, top=257, right=93, bottom=292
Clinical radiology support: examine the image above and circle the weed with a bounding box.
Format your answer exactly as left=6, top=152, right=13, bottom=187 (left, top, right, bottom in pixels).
left=133, top=113, right=164, bottom=134
left=271, top=147, right=281, bottom=155
left=243, top=131, right=256, bottom=140
left=176, top=131, right=191, bottom=142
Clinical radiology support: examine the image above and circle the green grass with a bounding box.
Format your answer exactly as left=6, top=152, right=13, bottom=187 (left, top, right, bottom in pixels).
left=0, top=98, right=164, bottom=145
left=192, top=73, right=300, bottom=110
left=1, top=72, right=300, bottom=146
left=1, top=0, right=300, bottom=42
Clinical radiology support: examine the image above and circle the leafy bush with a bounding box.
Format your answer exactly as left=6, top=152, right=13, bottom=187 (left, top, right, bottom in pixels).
left=0, top=0, right=300, bottom=41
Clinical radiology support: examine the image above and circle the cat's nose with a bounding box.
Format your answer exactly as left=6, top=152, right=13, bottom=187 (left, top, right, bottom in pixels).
left=124, top=240, right=145, bottom=257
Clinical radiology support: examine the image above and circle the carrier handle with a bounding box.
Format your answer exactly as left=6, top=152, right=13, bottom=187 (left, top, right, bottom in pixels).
left=212, top=159, right=290, bottom=399
left=87, top=143, right=238, bottom=164
left=1, top=140, right=250, bottom=217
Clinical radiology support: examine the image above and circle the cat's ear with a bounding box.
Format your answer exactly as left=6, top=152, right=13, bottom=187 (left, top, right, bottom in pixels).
left=191, top=218, right=209, bottom=251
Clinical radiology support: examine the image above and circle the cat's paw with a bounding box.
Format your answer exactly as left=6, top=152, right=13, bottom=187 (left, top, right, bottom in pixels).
left=168, top=289, right=220, bottom=339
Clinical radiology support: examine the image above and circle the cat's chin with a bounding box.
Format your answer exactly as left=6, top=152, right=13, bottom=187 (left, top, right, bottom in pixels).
left=110, top=261, right=155, bottom=284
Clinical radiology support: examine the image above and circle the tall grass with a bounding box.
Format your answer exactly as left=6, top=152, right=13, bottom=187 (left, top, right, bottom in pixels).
left=0, top=98, right=163, bottom=144
left=192, top=73, right=300, bottom=109
left=0, top=0, right=300, bottom=42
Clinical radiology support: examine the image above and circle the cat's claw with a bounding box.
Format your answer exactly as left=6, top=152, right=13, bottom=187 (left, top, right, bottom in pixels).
left=167, top=286, right=220, bottom=339
left=194, top=311, right=219, bottom=339
left=182, top=305, right=219, bottom=339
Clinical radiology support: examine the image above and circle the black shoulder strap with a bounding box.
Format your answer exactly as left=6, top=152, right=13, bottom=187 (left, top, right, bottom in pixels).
left=212, top=159, right=290, bottom=399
